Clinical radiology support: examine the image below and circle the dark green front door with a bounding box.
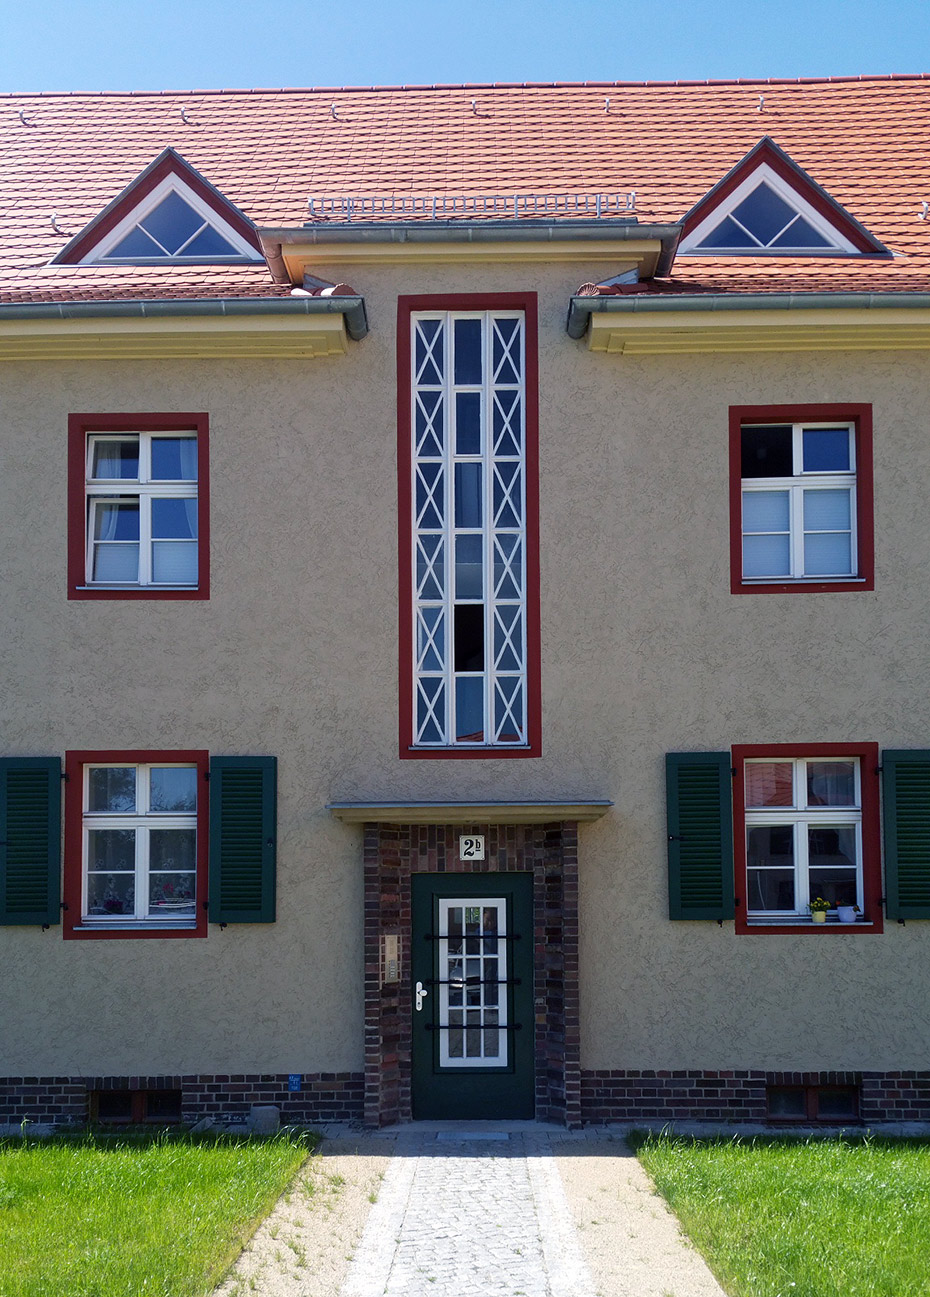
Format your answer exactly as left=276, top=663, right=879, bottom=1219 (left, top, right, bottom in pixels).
left=411, top=873, right=534, bottom=1120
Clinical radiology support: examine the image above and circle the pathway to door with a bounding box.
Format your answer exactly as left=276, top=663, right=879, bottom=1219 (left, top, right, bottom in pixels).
left=340, top=1127, right=595, bottom=1297
left=217, top=1121, right=728, bottom=1297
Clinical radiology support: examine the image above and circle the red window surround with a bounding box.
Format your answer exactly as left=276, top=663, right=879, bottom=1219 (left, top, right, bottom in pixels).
left=68, top=412, right=210, bottom=601
left=396, top=293, right=542, bottom=759
left=733, top=742, right=883, bottom=935
left=63, top=749, right=209, bottom=940
left=729, top=403, right=874, bottom=595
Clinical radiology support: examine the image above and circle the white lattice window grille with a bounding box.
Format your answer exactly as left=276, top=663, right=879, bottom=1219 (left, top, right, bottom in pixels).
left=84, top=431, right=198, bottom=587
left=741, top=422, right=857, bottom=581
left=745, top=757, right=863, bottom=919
left=82, top=764, right=198, bottom=927
left=437, top=898, right=509, bottom=1068
left=412, top=311, right=527, bottom=747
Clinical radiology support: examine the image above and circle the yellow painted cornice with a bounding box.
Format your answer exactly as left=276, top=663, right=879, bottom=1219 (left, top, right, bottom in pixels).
left=584, top=306, right=930, bottom=355
left=0, top=311, right=348, bottom=360
left=279, top=240, right=659, bottom=274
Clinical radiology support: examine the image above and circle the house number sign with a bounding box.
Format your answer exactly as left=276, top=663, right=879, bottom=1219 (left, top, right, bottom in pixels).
left=459, top=834, right=485, bottom=860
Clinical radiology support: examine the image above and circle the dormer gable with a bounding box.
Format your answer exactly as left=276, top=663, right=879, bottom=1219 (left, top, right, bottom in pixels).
left=680, top=137, right=888, bottom=257
left=53, top=148, right=263, bottom=265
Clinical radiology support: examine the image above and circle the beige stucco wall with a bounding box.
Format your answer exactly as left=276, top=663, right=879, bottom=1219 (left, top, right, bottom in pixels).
left=3, top=259, right=930, bottom=1077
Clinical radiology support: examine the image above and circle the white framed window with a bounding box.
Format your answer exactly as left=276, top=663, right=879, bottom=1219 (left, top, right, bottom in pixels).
left=681, top=162, right=859, bottom=255
left=437, top=898, right=509, bottom=1068
left=81, top=763, right=198, bottom=927
left=741, top=421, right=857, bottom=581
left=85, top=431, right=198, bottom=587
left=411, top=310, right=528, bottom=747
left=82, top=174, right=260, bottom=264
left=744, top=757, right=862, bottom=920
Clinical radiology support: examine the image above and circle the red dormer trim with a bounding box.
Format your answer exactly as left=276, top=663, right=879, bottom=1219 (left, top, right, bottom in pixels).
left=682, top=136, right=888, bottom=255
left=53, top=147, right=261, bottom=265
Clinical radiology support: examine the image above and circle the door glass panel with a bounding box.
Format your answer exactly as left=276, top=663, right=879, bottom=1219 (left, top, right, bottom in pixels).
left=437, top=897, right=508, bottom=1068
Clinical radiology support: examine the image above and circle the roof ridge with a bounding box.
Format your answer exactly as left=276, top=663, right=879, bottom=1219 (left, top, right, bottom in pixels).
left=2, top=73, right=930, bottom=99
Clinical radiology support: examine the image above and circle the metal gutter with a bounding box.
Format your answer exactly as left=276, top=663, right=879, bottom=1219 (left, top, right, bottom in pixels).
left=566, top=290, right=930, bottom=339
left=0, top=294, right=369, bottom=341
left=261, top=220, right=682, bottom=277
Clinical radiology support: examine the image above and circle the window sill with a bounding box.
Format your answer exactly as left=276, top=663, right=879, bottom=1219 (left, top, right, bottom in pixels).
left=742, top=916, right=879, bottom=934
left=67, top=920, right=203, bottom=940
left=75, top=585, right=198, bottom=591
left=733, top=577, right=872, bottom=595
left=403, top=744, right=540, bottom=760
left=70, top=585, right=207, bottom=601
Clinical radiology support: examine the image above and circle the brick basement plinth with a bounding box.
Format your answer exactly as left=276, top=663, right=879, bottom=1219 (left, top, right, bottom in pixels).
left=0, top=1073, right=364, bottom=1127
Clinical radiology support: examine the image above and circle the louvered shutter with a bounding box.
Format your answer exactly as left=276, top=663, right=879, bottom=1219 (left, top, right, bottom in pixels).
left=208, top=757, right=276, bottom=923
left=0, top=758, right=61, bottom=926
left=666, top=752, right=735, bottom=920
left=883, top=751, right=930, bottom=919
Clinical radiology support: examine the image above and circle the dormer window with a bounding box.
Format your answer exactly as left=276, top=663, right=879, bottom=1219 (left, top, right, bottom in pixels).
left=53, top=147, right=262, bottom=266
left=680, top=137, right=888, bottom=258
left=696, top=180, right=834, bottom=252
left=101, top=190, right=244, bottom=261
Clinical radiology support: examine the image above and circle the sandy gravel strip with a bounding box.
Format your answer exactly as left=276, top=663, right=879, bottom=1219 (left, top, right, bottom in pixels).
left=216, top=1133, right=393, bottom=1297
left=553, top=1136, right=727, bottom=1297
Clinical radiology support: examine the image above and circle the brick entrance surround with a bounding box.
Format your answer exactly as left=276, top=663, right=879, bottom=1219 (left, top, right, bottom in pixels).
left=364, top=820, right=581, bottom=1127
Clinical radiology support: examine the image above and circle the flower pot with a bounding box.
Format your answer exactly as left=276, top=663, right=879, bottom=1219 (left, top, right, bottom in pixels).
left=836, top=905, right=857, bottom=924
left=812, top=910, right=827, bottom=923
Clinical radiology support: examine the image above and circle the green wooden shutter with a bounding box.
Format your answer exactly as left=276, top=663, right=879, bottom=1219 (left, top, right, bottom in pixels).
left=883, top=750, right=930, bottom=919
left=208, top=756, right=276, bottom=923
left=0, top=758, right=61, bottom=926
left=666, top=752, right=734, bottom=920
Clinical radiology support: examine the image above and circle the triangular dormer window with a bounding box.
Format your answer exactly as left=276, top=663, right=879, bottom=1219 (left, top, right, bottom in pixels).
left=680, top=138, right=888, bottom=257
left=54, top=148, right=262, bottom=266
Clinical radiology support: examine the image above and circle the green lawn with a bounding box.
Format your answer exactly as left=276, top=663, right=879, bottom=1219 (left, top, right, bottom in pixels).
left=0, top=1130, right=314, bottom=1297
left=632, top=1132, right=930, bottom=1297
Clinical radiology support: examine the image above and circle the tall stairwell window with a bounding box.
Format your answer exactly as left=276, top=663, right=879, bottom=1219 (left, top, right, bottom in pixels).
left=398, top=295, right=540, bottom=758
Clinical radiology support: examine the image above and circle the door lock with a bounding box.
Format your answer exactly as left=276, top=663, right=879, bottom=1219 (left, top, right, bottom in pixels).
left=415, top=980, right=429, bottom=1012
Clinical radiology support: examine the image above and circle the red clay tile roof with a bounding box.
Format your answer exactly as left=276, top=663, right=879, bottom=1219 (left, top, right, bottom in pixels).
left=1, top=76, right=929, bottom=304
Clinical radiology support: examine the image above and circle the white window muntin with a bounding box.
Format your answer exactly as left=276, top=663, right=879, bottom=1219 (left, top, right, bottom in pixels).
left=681, top=161, right=859, bottom=255
left=741, top=422, right=857, bottom=581
left=745, top=757, right=863, bottom=917
left=85, top=431, right=198, bottom=587
left=437, top=897, right=509, bottom=1069
left=412, top=310, right=527, bottom=747
left=81, top=173, right=260, bottom=264
left=81, top=763, right=197, bottom=926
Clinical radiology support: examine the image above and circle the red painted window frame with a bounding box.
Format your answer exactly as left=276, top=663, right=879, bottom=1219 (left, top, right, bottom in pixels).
left=397, top=293, right=541, bottom=759
left=733, top=741, right=883, bottom=935
left=63, top=749, right=209, bottom=940
left=729, top=403, right=874, bottom=595
left=68, top=413, right=210, bottom=601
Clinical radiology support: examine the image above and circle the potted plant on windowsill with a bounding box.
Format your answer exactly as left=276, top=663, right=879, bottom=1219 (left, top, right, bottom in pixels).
left=836, top=903, right=860, bottom=924
left=809, top=897, right=831, bottom=924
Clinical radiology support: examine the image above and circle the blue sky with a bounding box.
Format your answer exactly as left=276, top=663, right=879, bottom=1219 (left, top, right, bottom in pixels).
left=2, top=0, right=928, bottom=93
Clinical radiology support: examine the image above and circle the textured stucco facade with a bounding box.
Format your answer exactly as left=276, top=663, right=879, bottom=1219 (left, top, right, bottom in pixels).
left=3, top=259, right=930, bottom=1114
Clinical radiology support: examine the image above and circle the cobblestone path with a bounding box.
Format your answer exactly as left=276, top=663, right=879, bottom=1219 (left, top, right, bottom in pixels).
left=341, top=1132, right=595, bottom=1297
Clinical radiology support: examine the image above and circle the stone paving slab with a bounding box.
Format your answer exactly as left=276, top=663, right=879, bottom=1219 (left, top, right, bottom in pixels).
left=341, top=1131, right=595, bottom=1297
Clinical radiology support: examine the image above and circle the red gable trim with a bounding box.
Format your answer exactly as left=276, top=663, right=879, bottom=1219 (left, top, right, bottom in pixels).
left=54, top=147, right=261, bottom=265
left=682, top=137, right=887, bottom=255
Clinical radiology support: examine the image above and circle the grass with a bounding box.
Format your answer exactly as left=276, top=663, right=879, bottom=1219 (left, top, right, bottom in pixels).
left=0, top=1128, right=314, bottom=1297
left=631, top=1132, right=930, bottom=1297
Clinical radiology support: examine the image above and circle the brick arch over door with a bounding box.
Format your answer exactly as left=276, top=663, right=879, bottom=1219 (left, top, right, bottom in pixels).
left=363, top=821, right=580, bottom=1127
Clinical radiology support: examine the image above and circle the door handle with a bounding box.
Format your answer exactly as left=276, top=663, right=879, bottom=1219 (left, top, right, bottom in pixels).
left=415, top=980, right=429, bottom=1012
